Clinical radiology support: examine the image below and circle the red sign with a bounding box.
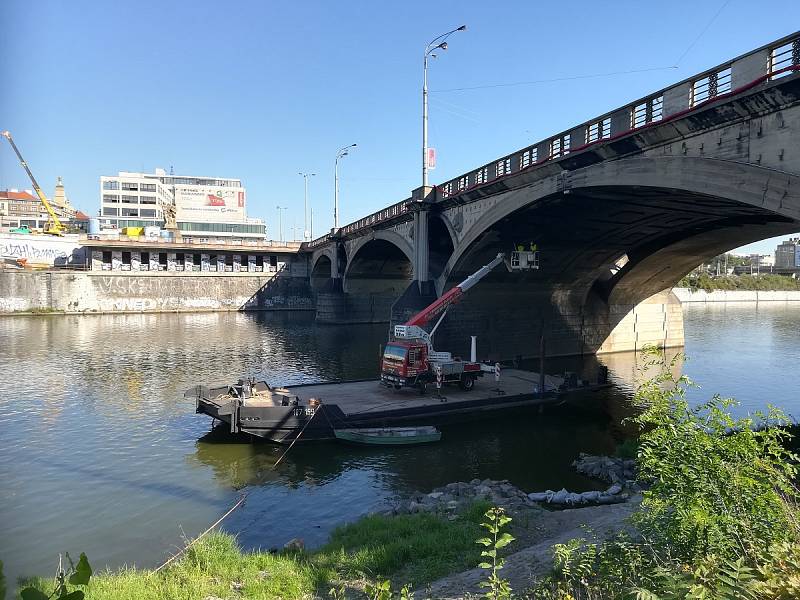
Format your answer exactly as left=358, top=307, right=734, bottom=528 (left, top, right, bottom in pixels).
left=427, top=148, right=436, bottom=169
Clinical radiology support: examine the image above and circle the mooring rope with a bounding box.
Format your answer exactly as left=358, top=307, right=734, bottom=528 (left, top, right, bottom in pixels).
left=153, top=402, right=321, bottom=573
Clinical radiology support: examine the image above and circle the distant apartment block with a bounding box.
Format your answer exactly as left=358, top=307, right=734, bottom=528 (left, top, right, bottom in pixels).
left=99, top=168, right=266, bottom=239
left=775, top=238, right=800, bottom=269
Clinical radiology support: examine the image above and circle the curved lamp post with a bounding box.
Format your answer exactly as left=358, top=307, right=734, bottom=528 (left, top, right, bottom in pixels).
left=334, top=143, right=357, bottom=230
left=423, top=25, right=466, bottom=190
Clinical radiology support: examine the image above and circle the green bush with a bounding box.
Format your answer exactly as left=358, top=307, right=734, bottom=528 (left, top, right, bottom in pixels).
left=678, top=273, right=800, bottom=292
left=529, top=349, right=800, bottom=599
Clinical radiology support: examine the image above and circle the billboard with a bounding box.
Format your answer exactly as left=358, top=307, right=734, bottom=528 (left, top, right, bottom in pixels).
left=174, top=185, right=246, bottom=223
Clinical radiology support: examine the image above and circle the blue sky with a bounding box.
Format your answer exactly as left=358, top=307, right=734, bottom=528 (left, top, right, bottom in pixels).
left=1, top=0, right=798, bottom=253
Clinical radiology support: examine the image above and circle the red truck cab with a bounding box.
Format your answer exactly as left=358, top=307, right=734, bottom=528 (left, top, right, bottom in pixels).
left=380, top=341, right=482, bottom=393
left=381, top=341, right=428, bottom=388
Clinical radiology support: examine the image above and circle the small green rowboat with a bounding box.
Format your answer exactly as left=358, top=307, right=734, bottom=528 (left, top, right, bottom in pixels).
left=333, top=426, right=442, bottom=445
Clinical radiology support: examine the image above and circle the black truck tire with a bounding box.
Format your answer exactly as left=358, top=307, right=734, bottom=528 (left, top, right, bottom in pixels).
left=459, top=374, right=475, bottom=391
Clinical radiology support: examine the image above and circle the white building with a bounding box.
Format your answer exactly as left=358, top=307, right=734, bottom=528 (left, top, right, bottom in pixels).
left=99, top=169, right=265, bottom=239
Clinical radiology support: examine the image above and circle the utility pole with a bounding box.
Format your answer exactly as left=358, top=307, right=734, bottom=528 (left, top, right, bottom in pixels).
left=298, top=172, right=315, bottom=241
left=422, top=25, right=466, bottom=189
left=334, top=144, right=356, bottom=230
left=276, top=205, right=287, bottom=243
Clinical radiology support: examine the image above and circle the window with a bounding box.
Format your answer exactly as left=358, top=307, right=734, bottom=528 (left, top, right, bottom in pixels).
left=121, top=207, right=139, bottom=217
left=121, top=195, right=137, bottom=203
left=121, top=182, right=139, bottom=191
left=140, top=183, right=157, bottom=192
left=140, top=209, right=156, bottom=217
left=475, top=167, right=488, bottom=185
left=103, top=194, right=119, bottom=203
left=103, top=207, right=119, bottom=216
left=457, top=176, right=468, bottom=191
left=103, top=181, right=119, bottom=190
left=102, top=251, right=112, bottom=264
left=139, top=196, right=156, bottom=204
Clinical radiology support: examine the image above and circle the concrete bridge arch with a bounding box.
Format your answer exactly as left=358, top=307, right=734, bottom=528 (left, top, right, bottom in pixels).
left=441, top=156, right=800, bottom=299
left=343, top=231, right=414, bottom=295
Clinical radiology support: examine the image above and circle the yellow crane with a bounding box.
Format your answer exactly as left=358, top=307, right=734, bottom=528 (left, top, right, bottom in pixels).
left=1, top=130, right=67, bottom=235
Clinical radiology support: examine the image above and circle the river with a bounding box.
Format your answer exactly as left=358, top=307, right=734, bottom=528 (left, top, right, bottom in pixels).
left=1, top=302, right=798, bottom=584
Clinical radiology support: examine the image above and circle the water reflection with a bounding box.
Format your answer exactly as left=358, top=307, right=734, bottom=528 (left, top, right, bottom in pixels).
left=2, top=303, right=798, bottom=583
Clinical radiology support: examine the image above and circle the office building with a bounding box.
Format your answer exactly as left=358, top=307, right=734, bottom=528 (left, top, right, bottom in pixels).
left=99, top=168, right=266, bottom=239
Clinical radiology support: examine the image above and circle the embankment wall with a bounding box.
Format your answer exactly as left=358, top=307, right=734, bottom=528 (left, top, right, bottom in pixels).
left=0, top=271, right=314, bottom=313
left=673, top=288, right=800, bottom=302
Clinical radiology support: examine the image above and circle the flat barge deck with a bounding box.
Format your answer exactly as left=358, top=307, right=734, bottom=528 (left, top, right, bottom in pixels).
left=190, top=369, right=609, bottom=444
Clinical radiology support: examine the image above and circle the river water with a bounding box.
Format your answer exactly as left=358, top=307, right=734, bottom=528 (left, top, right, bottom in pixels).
left=1, top=302, right=798, bottom=583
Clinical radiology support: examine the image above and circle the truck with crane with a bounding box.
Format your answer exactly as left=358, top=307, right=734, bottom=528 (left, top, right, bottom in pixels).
left=1, top=130, right=67, bottom=236
left=380, top=253, right=510, bottom=393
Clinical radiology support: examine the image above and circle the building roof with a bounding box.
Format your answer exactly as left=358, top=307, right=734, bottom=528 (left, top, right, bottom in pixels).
left=0, top=190, right=37, bottom=201
left=74, top=210, right=90, bottom=221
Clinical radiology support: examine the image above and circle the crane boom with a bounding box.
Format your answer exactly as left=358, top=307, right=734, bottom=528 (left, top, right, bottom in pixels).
left=405, top=253, right=505, bottom=328
left=393, top=253, right=505, bottom=354
left=1, top=130, right=66, bottom=235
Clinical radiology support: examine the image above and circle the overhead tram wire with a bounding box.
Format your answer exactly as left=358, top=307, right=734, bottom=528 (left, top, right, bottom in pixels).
left=432, top=0, right=732, bottom=95
left=431, top=65, right=678, bottom=93
left=673, top=0, right=733, bottom=68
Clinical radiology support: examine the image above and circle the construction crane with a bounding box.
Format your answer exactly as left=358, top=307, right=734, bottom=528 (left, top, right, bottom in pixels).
left=1, top=130, right=67, bottom=235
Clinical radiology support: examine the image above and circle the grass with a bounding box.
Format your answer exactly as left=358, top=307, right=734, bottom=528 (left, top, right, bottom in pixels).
left=316, top=499, right=493, bottom=586
left=16, top=501, right=494, bottom=599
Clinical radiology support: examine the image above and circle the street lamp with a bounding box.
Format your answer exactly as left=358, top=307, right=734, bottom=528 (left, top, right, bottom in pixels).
left=334, top=143, right=357, bottom=230
left=276, top=205, right=287, bottom=243
left=298, top=171, right=316, bottom=241
left=423, top=25, right=466, bottom=190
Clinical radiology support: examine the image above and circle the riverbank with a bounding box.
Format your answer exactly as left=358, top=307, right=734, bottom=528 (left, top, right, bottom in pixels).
left=15, top=480, right=637, bottom=599
left=674, top=286, right=800, bottom=302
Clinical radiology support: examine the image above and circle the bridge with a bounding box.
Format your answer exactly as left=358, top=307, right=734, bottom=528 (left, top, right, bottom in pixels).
left=303, top=32, right=800, bottom=361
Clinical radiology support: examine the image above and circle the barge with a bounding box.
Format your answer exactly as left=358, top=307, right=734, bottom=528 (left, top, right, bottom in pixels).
left=189, top=370, right=609, bottom=444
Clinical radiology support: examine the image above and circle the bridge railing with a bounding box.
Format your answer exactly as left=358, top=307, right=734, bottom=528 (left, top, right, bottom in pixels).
left=437, top=31, right=800, bottom=200
left=306, top=31, right=800, bottom=247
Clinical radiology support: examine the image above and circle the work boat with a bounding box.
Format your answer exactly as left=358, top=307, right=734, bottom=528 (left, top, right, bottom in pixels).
left=188, top=379, right=341, bottom=444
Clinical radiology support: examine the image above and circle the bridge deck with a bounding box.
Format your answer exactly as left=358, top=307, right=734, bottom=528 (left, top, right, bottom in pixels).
left=287, top=369, right=566, bottom=418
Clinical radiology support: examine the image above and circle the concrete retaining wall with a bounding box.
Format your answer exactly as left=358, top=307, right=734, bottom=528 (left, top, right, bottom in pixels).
left=673, top=287, right=800, bottom=302
left=0, top=271, right=313, bottom=314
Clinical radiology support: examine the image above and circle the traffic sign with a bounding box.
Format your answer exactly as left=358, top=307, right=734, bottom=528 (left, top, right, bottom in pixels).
left=494, top=362, right=501, bottom=382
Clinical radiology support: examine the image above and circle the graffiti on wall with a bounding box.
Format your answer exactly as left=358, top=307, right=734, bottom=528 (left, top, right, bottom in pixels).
left=0, top=234, right=82, bottom=265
